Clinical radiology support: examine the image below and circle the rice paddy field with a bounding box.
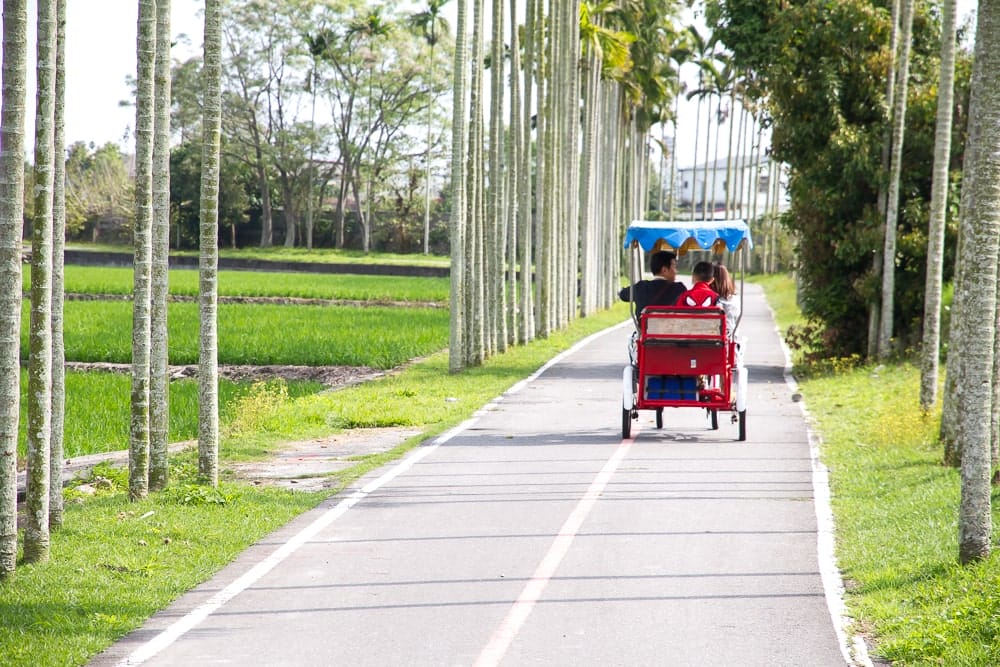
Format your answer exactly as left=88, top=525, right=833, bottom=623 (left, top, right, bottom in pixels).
left=18, top=262, right=450, bottom=460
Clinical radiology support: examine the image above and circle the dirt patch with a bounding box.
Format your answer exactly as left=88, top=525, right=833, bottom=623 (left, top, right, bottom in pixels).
left=227, top=427, right=423, bottom=491
left=61, top=292, right=445, bottom=309
left=65, top=361, right=383, bottom=388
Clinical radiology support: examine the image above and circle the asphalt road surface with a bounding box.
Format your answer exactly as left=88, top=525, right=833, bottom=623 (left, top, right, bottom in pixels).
left=93, top=283, right=856, bottom=667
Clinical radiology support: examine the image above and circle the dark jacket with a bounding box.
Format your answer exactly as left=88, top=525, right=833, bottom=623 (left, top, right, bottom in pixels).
left=619, top=279, right=686, bottom=313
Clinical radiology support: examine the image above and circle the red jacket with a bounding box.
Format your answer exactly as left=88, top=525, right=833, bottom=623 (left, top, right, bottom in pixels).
left=676, top=281, right=719, bottom=308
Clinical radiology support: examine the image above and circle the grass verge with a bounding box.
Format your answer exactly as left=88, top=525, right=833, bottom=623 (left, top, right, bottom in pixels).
left=761, top=274, right=1000, bottom=665
left=17, top=373, right=323, bottom=459
left=2, top=303, right=630, bottom=666
left=0, top=460, right=325, bottom=667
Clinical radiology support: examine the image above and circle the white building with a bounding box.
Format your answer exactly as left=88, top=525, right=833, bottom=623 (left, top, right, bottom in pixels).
left=671, top=156, right=789, bottom=220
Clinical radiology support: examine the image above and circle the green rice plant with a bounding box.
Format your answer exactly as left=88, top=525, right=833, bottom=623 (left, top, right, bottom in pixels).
left=41, top=265, right=449, bottom=302
left=30, top=300, right=448, bottom=368
left=16, top=371, right=323, bottom=459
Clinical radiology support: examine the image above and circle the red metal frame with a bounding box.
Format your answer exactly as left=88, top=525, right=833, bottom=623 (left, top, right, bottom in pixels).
left=635, top=306, right=736, bottom=411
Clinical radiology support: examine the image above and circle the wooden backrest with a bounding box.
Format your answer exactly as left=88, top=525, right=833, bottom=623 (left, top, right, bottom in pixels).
left=640, top=306, right=725, bottom=346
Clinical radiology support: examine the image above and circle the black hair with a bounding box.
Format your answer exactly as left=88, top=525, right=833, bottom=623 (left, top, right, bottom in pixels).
left=650, top=251, right=677, bottom=275
left=692, top=260, right=714, bottom=283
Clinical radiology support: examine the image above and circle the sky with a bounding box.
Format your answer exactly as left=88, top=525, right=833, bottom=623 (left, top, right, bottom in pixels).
left=20, top=0, right=980, bottom=168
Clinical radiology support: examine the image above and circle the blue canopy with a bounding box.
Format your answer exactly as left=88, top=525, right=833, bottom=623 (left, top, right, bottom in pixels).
left=624, top=219, right=753, bottom=254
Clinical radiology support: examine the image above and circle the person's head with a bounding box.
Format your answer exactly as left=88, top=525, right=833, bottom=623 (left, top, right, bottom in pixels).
left=691, top=261, right=714, bottom=284
left=712, top=262, right=735, bottom=299
left=650, top=251, right=678, bottom=280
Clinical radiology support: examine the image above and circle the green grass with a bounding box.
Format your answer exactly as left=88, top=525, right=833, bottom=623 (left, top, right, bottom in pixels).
left=0, top=461, right=324, bottom=666
left=16, top=372, right=323, bottom=459
left=37, top=265, right=449, bottom=303
left=29, top=300, right=449, bottom=368
left=761, top=273, right=1000, bottom=666
left=748, top=272, right=804, bottom=333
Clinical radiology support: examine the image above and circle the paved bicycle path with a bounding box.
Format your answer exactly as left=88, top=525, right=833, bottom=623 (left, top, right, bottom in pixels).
left=93, top=284, right=859, bottom=667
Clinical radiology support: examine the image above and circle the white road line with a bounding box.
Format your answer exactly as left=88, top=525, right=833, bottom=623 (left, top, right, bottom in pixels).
left=114, top=321, right=629, bottom=666
left=474, top=430, right=637, bottom=667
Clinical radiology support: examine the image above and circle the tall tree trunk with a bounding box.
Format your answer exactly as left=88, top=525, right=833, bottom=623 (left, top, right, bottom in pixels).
left=488, top=0, right=505, bottom=353
left=534, top=0, right=552, bottom=338
left=519, top=0, right=535, bottom=343
left=198, top=0, right=222, bottom=486
left=448, top=0, right=468, bottom=372
left=423, top=42, right=436, bottom=255
left=48, top=0, right=65, bottom=527
left=878, top=0, right=914, bottom=359
left=690, top=73, right=702, bottom=221
left=255, top=143, right=273, bottom=247
left=919, top=0, right=958, bottom=411
left=505, top=0, right=522, bottom=343
left=700, top=94, right=713, bottom=219
left=870, top=0, right=902, bottom=358
left=25, top=0, right=57, bottom=561
left=0, top=0, right=27, bottom=578
left=465, top=0, right=485, bottom=365
left=129, top=0, right=156, bottom=501
left=149, top=0, right=171, bottom=491
left=579, top=41, right=600, bottom=316
left=279, top=170, right=297, bottom=248
left=955, top=0, right=1000, bottom=564
left=306, top=67, right=317, bottom=251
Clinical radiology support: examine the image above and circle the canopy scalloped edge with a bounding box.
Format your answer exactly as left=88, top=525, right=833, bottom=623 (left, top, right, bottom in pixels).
left=624, top=219, right=754, bottom=255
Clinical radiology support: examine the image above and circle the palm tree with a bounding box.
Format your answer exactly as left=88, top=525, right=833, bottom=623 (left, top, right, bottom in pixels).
left=487, top=0, right=504, bottom=352
left=919, top=0, right=958, bottom=411
left=877, top=0, right=914, bottom=360
left=506, top=0, right=523, bottom=342
left=199, top=0, right=223, bottom=486
left=409, top=0, right=450, bottom=255
left=346, top=9, right=392, bottom=254
left=465, top=0, right=484, bottom=363
left=448, top=0, right=468, bottom=372
left=870, top=0, right=902, bottom=357
left=0, top=0, right=27, bottom=577
left=303, top=27, right=334, bottom=252
left=129, top=0, right=156, bottom=501
left=683, top=25, right=711, bottom=220
left=518, top=0, right=536, bottom=344
left=149, top=0, right=172, bottom=491
left=667, top=37, right=693, bottom=221
left=953, top=0, right=1000, bottom=565
left=49, top=0, right=66, bottom=527
left=25, top=0, right=58, bottom=562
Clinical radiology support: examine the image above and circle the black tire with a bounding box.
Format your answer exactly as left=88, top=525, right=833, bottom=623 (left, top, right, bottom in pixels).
left=622, top=407, right=632, bottom=439
left=710, top=409, right=719, bottom=430
left=738, top=409, right=747, bottom=441
left=656, top=408, right=663, bottom=429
